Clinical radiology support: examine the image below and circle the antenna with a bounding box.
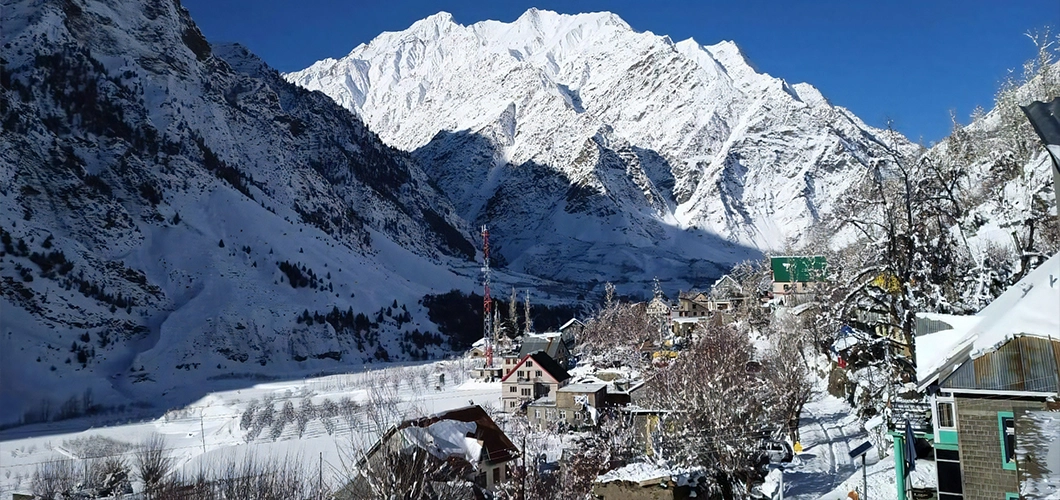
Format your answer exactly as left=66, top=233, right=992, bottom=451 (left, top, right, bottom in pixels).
left=482, top=226, right=494, bottom=369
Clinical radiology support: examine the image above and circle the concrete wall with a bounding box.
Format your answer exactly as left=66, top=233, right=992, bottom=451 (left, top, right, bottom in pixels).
left=954, top=396, right=1046, bottom=500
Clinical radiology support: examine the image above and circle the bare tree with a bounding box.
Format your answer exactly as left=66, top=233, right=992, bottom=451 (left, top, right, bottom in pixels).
left=640, top=322, right=777, bottom=496
left=31, top=459, right=76, bottom=500
left=135, top=434, right=173, bottom=498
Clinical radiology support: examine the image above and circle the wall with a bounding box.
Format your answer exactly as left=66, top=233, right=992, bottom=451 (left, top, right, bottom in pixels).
left=592, top=481, right=689, bottom=499
left=954, top=396, right=1046, bottom=500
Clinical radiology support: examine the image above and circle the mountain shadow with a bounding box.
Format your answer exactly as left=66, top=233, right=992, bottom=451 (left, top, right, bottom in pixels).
left=412, top=129, right=763, bottom=296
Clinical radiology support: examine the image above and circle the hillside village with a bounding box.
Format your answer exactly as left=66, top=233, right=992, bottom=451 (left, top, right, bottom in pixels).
left=363, top=248, right=1058, bottom=499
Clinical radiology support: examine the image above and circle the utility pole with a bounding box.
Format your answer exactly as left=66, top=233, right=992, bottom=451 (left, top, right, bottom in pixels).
left=319, top=452, right=323, bottom=500
left=199, top=409, right=206, bottom=454
left=862, top=454, right=868, bottom=500
left=521, top=427, right=527, bottom=500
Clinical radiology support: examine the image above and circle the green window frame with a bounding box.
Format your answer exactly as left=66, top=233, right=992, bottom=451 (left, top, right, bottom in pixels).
left=1005, top=493, right=1019, bottom=500
left=997, top=411, right=1016, bottom=471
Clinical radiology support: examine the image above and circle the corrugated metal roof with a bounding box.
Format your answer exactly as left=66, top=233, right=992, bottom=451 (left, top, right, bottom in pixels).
left=942, top=336, right=1060, bottom=393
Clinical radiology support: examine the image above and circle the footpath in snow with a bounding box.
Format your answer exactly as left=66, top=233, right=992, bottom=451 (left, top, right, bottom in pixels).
left=775, top=391, right=897, bottom=500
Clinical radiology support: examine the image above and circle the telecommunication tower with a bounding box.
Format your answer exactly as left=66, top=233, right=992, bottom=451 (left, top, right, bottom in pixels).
left=481, top=226, right=494, bottom=369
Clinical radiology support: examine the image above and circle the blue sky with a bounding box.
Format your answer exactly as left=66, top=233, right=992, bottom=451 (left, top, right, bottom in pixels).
left=182, top=0, right=1058, bottom=144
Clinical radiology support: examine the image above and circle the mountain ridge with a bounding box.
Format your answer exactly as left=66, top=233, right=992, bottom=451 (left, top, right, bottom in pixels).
left=0, top=0, right=513, bottom=424
left=285, top=8, right=916, bottom=285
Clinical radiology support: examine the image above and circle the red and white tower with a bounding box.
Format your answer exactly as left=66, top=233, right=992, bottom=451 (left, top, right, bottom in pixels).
left=481, top=226, right=494, bottom=369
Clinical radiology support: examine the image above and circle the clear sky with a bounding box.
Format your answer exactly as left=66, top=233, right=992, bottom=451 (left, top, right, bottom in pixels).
left=182, top=0, right=1059, bottom=144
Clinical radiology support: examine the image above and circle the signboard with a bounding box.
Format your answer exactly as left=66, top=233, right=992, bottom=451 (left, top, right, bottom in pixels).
left=848, top=441, right=873, bottom=460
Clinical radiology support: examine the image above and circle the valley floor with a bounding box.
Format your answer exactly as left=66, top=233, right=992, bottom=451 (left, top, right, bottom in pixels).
left=1, top=359, right=900, bottom=500
left=0, top=360, right=498, bottom=498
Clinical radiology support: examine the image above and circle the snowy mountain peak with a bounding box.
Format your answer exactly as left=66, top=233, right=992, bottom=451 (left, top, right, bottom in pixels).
left=286, top=9, right=912, bottom=285
left=405, top=11, right=457, bottom=38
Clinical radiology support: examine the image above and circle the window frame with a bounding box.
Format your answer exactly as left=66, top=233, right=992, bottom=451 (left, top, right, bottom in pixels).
left=936, top=397, right=956, bottom=429
left=997, top=411, right=1016, bottom=471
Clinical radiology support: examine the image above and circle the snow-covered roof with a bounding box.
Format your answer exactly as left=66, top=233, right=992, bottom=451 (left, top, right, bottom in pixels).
left=595, top=462, right=671, bottom=485
left=914, top=313, right=983, bottom=384
left=402, top=420, right=482, bottom=464
left=916, top=253, right=1059, bottom=388
left=558, top=382, right=607, bottom=393
left=559, top=318, right=584, bottom=330
left=389, top=405, right=519, bottom=466
left=671, top=316, right=706, bottom=324
left=595, top=462, right=707, bottom=488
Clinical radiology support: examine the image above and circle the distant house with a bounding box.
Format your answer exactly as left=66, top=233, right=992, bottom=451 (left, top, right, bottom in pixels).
left=501, top=351, right=572, bottom=412
left=675, top=291, right=710, bottom=318
left=892, top=252, right=1059, bottom=500
left=528, top=379, right=609, bottom=429
left=593, top=462, right=704, bottom=499
left=350, top=405, right=520, bottom=495
left=558, top=317, right=585, bottom=339
left=769, top=255, right=827, bottom=296
left=708, top=274, right=745, bottom=311
left=517, top=332, right=573, bottom=368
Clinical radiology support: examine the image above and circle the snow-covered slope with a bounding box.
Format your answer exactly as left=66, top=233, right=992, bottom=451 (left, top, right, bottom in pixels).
left=0, top=0, right=501, bottom=424
left=286, top=9, right=914, bottom=285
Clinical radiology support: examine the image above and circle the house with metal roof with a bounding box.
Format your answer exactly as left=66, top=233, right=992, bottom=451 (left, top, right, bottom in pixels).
left=769, top=255, right=827, bottom=296
left=891, top=252, right=1060, bottom=500
left=516, top=332, right=574, bottom=368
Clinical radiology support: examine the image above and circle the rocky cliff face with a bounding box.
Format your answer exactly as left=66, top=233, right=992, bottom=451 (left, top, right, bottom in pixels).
left=286, top=9, right=916, bottom=285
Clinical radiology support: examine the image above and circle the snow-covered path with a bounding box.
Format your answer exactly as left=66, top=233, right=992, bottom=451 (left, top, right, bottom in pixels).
left=780, top=392, right=874, bottom=499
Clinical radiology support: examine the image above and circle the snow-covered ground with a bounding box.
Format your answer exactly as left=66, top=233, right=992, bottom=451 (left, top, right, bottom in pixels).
left=774, top=389, right=898, bottom=500
left=0, top=360, right=501, bottom=499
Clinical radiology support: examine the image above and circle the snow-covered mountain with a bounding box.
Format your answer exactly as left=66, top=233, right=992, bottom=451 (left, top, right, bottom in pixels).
left=286, top=9, right=915, bottom=286
left=0, top=0, right=504, bottom=424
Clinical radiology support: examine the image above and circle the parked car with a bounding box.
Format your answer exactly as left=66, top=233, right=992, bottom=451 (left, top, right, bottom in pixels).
left=760, top=440, right=793, bottom=463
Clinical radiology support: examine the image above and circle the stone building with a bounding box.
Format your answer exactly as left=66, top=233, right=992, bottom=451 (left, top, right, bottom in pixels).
left=895, top=253, right=1059, bottom=500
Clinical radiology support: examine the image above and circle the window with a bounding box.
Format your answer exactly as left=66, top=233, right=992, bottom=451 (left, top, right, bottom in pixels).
left=535, top=410, right=541, bottom=419
left=493, top=467, right=501, bottom=484
left=509, top=386, right=516, bottom=393
left=559, top=410, right=567, bottom=420
left=937, top=401, right=955, bottom=428
left=998, top=412, right=1016, bottom=470
left=526, top=361, right=533, bottom=367
left=536, top=370, right=542, bottom=377
left=521, top=388, right=531, bottom=397
left=936, top=448, right=963, bottom=499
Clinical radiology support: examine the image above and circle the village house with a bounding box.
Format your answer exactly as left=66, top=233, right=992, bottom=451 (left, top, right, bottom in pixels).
left=891, top=252, right=1059, bottom=500
left=527, top=379, right=608, bottom=429
left=517, top=331, right=574, bottom=368
left=707, top=274, right=745, bottom=311
left=593, top=462, right=706, bottom=499
left=769, top=255, right=827, bottom=298
left=558, top=317, right=585, bottom=338
left=674, top=291, right=710, bottom=318
left=350, top=405, right=520, bottom=495
left=501, top=351, right=571, bottom=412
